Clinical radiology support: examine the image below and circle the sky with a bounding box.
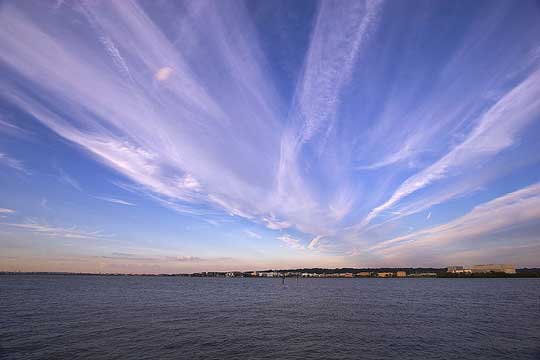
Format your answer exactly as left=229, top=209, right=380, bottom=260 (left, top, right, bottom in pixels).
left=1, top=0, right=540, bottom=273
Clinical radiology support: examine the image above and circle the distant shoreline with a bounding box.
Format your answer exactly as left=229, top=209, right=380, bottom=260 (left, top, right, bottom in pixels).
left=1, top=269, right=539, bottom=278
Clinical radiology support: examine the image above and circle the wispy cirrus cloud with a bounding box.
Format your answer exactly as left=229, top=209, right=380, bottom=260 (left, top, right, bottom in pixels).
left=57, top=169, right=82, bottom=191
left=360, top=70, right=540, bottom=228
left=0, top=1, right=280, bottom=220
left=0, top=116, right=30, bottom=138
left=243, top=229, right=262, bottom=239
left=95, top=196, right=135, bottom=206
left=1, top=0, right=539, bottom=263
left=0, top=1, right=383, bottom=242
left=0, top=152, right=27, bottom=173
left=369, top=183, right=540, bottom=260
left=0, top=208, right=15, bottom=218
left=99, top=253, right=205, bottom=262
left=354, top=2, right=539, bottom=173
left=292, top=0, right=383, bottom=145
left=1, top=220, right=112, bottom=239
left=307, top=235, right=324, bottom=250
left=277, top=234, right=304, bottom=250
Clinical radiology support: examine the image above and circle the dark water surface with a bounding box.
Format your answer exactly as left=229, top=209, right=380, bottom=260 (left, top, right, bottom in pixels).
left=1, top=276, right=539, bottom=359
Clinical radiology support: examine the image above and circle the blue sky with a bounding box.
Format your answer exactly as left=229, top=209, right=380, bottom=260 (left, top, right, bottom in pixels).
left=1, top=0, right=540, bottom=273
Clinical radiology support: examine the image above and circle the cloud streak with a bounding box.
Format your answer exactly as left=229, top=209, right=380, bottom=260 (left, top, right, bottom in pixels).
left=0, top=1, right=539, bottom=264
left=99, top=253, right=205, bottom=262
left=0, top=152, right=27, bottom=173
left=243, top=230, right=262, bottom=239
left=1, top=220, right=112, bottom=240
left=277, top=234, right=304, bottom=250
left=360, top=70, right=540, bottom=228
left=95, top=196, right=136, bottom=206
left=370, top=183, right=540, bottom=259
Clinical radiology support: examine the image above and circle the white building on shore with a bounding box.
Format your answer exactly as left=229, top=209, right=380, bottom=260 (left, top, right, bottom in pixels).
left=446, top=266, right=472, bottom=274
left=471, top=264, right=516, bottom=274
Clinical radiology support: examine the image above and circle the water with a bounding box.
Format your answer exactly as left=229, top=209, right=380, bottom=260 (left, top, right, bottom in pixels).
left=1, top=276, right=539, bottom=359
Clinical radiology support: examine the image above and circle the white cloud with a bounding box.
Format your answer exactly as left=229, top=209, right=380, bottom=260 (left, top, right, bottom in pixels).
left=0, top=152, right=27, bottom=173
left=370, top=183, right=540, bottom=256
left=243, top=229, right=262, bottom=239
left=95, top=197, right=136, bottom=206
left=0, top=117, right=29, bottom=138
left=277, top=234, right=304, bottom=250
left=262, top=217, right=292, bottom=230
left=294, top=0, right=383, bottom=144
left=2, top=220, right=112, bottom=239
left=307, top=235, right=324, bottom=250
left=360, top=70, right=540, bottom=228
left=58, top=169, right=82, bottom=191
left=166, top=255, right=203, bottom=262
left=274, top=1, right=383, bottom=231
left=99, top=253, right=214, bottom=263
left=1, top=1, right=539, bottom=261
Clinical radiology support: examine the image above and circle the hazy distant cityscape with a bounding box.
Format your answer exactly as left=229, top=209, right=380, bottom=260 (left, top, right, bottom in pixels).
left=189, top=263, right=521, bottom=278
left=3, top=263, right=540, bottom=278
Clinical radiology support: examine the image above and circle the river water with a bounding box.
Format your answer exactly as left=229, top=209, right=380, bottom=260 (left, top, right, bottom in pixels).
left=1, top=275, right=539, bottom=359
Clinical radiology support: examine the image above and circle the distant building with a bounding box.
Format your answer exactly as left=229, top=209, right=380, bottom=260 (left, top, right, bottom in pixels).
left=408, top=273, right=437, bottom=277
left=446, top=266, right=464, bottom=273
left=356, top=272, right=372, bottom=277
left=324, top=273, right=340, bottom=278
left=471, top=264, right=516, bottom=274
left=377, top=272, right=393, bottom=278
left=226, top=272, right=243, bottom=277
left=396, top=271, right=406, bottom=277
left=284, top=272, right=300, bottom=277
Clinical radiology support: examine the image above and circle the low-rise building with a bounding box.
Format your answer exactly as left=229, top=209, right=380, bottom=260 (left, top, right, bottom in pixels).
left=446, top=266, right=464, bottom=273
left=471, top=264, right=516, bottom=274
left=396, top=271, right=406, bottom=277
left=324, top=273, right=340, bottom=278
left=258, top=271, right=280, bottom=277
left=377, top=272, right=393, bottom=278
left=408, top=273, right=437, bottom=277
left=356, top=272, right=372, bottom=277
left=226, top=271, right=243, bottom=277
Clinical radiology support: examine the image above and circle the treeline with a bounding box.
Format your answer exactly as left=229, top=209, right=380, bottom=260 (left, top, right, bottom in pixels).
left=439, top=272, right=540, bottom=278
left=2, top=268, right=540, bottom=277
left=264, top=267, right=447, bottom=274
